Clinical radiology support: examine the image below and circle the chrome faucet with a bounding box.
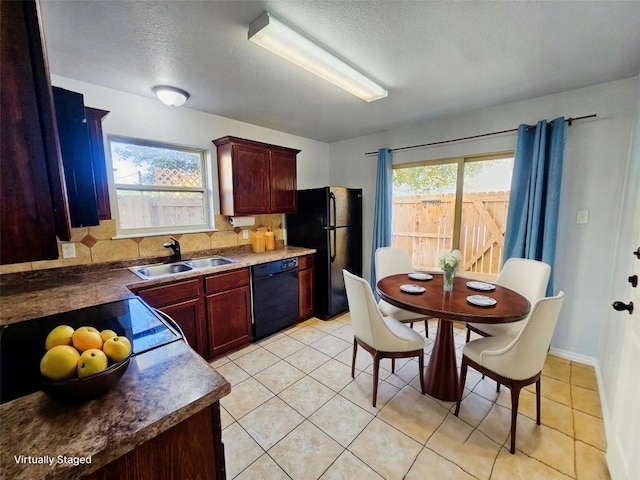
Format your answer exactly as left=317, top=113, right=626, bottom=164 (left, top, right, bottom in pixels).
left=163, top=237, right=182, bottom=262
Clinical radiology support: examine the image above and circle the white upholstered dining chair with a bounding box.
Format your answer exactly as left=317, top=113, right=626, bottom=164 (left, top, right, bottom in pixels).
left=455, top=291, right=565, bottom=454
left=375, top=247, right=431, bottom=336
left=343, top=269, right=425, bottom=407
left=466, top=257, right=551, bottom=342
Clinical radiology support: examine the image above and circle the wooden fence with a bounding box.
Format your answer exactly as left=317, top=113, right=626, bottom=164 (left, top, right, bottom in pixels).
left=117, top=195, right=205, bottom=230
left=392, top=191, right=510, bottom=278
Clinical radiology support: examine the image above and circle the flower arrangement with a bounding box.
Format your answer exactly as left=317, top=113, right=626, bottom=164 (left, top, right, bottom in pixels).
left=439, top=249, right=461, bottom=291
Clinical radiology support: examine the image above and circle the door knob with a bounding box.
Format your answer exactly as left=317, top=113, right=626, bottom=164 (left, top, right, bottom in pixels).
left=630, top=275, right=638, bottom=288
left=612, top=301, right=634, bottom=314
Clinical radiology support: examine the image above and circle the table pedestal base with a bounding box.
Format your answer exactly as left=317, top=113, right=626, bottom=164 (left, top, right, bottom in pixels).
left=424, top=320, right=459, bottom=401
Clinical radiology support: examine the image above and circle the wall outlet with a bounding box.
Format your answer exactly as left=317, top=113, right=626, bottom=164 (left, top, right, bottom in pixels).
left=576, top=210, right=590, bottom=224
left=242, top=229, right=249, bottom=240
left=61, top=243, right=76, bottom=258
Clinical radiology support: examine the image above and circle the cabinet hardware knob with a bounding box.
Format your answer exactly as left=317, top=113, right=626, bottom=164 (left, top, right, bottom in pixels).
left=634, top=247, right=640, bottom=259
left=612, top=301, right=634, bottom=314
left=630, top=275, right=638, bottom=288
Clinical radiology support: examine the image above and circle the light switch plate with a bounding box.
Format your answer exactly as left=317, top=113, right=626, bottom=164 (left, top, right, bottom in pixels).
left=62, top=243, right=76, bottom=258
left=576, top=210, right=589, bottom=224
left=242, top=229, right=249, bottom=239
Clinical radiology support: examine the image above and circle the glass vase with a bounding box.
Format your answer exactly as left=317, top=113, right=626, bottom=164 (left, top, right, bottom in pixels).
left=443, top=268, right=455, bottom=292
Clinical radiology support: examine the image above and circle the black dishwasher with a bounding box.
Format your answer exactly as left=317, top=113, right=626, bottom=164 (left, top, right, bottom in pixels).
left=251, top=258, right=299, bottom=340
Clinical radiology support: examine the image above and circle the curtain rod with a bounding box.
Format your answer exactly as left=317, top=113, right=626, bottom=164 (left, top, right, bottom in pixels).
left=364, top=114, right=597, bottom=156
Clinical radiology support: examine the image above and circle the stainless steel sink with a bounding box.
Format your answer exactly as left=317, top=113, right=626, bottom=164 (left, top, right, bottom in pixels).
left=130, top=263, right=193, bottom=280
left=184, top=256, right=239, bottom=269
left=130, top=256, right=239, bottom=280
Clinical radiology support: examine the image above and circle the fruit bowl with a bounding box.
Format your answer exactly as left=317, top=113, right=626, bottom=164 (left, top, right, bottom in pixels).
left=41, top=353, right=132, bottom=402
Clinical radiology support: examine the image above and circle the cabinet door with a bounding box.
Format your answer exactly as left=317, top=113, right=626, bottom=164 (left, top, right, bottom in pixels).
left=53, top=86, right=100, bottom=227
left=299, top=267, right=315, bottom=320
left=270, top=149, right=297, bottom=213
left=84, top=403, right=223, bottom=480
left=136, top=279, right=206, bottom=358
left=0, top=0, right=70, bottom=264
left=84, top=107, right=111, bottom=220
left=232, top=144, right=270, bottom=214
left=207, top=286, right=252, bottom=358
left=160, top=300, right=207, bottom=358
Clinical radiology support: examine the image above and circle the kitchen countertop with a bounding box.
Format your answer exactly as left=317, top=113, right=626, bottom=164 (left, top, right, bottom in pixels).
left=0, top=245, right=315, bottom=326
left=0, top=245, right=315, bottom=479
left=0, top=340, right=230, bottom=480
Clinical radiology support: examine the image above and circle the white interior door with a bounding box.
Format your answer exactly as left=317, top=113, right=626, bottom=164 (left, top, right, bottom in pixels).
left=607, top=240, right=640, bottom=480
left=606, top=108, right=640, bottom=480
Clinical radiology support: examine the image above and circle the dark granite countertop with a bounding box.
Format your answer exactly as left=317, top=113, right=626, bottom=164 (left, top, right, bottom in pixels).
left=0, top=245, right=315, bottom=479
left=0, top=246, right=315, bottom=326
left=0, top=341, right=231, bottom=479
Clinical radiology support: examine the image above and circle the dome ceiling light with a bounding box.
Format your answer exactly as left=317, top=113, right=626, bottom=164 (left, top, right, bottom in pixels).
left=152, top=86, right=190, bottom=107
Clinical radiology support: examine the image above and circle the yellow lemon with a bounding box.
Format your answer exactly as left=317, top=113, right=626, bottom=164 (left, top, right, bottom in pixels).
left=100, top=329, right=117, bottom=343
left=44, top=325, right=74, bottom=351
left=40, top=345, right=80, bottom=381
left=102, top=336, right=132, bottom=363
left=72, top=327, right=103, bottom=352
left=77, top=349, right=109, bottom=378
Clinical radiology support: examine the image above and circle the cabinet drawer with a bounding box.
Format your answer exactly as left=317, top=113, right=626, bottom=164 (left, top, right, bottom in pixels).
left=205, top=268, right=249, bottom=295
left=137, top=279, right=201, bottom=308
left=298, top=254, right=314, bottom=270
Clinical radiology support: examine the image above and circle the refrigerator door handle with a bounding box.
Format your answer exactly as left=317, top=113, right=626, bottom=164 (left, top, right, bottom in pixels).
left=330, top=228, right=337, bottom=263
left=329, top=191, right=337, bottom=229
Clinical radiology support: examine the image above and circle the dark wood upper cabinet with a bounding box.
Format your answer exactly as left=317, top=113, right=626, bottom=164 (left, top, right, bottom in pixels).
left=52, top=86, right=100, bottom=227
left=85, top=107, right=111, bottom=221
left=213, top=136, right=299, bottom=216
left=1, top=0, right=71, bottom=265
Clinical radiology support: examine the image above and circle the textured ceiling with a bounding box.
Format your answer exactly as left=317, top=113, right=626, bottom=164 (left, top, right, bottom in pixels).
left=39, top=1, right=640, bottom=143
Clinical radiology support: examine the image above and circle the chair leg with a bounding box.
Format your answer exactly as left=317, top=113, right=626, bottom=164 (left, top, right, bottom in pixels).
left=454, top=357, right=468, bottom=416
left=536, top=377, right=541, bottom=425
left=509, top=384, right=523, bottom=454
left=372, top=353, right=381, bottom=407
left=409, top=322, right=414, bottom=328
left=465, top=327, right=471, bottom=343
left=424, top=319, right=429, bottom=338
left=391, top=358, right=395, bottom=373
left=496, top=382, right=501, bottom=393
left=351, top=338, right=358, bottom=378
left=418, top=352, right=425, bottom=394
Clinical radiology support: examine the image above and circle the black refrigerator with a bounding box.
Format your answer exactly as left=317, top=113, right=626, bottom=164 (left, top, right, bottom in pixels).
left=286, top=187, right=362, bottom=319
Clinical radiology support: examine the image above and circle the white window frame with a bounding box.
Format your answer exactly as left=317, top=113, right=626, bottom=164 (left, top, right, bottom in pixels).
left=107, top=136, right=212, bottom=237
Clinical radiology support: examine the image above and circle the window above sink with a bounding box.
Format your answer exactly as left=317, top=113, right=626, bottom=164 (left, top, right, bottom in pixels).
left=109, top=136, right=213, bottom=237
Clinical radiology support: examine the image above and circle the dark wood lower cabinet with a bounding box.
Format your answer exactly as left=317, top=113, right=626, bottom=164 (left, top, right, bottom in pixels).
left=159, top=299, right=207, bottom=357
left=134, top=279, right=207, bottom=358
left=207, top=286, right=252, bottom=358
left=298, top=254, right=315, bottom=320
left=84, top=403, right=225, bottom=480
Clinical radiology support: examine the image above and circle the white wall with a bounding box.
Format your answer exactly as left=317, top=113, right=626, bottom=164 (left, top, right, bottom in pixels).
left=51, top=75, right=330, bottom=216
left=328, top=76, right=639, bottom=358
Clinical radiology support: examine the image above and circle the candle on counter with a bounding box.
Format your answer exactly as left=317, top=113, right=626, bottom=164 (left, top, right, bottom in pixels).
left=265, top=228, right=275, bottom=250
left=252, top=231, right=265, bottom=253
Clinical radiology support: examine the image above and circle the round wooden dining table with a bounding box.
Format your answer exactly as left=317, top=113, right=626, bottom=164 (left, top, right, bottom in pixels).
left=377, top=273, right=530, bottom=401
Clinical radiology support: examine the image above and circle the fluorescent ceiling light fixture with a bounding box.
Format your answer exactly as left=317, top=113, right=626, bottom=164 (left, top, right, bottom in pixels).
left=152, top=86, right=190, bottom=107
left=248, top=12, right=388, bottom=102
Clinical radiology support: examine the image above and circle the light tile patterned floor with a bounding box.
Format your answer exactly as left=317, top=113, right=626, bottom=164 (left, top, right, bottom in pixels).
left=211, top=314, right=610, bottom=480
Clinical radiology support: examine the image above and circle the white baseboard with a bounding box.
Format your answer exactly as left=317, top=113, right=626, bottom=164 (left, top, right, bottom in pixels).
left=548, top=347, right=597, bottom=366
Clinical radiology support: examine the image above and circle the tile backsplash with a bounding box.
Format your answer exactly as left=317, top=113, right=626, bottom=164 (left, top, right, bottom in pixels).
left=0, top=214, right=285, bottom=274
